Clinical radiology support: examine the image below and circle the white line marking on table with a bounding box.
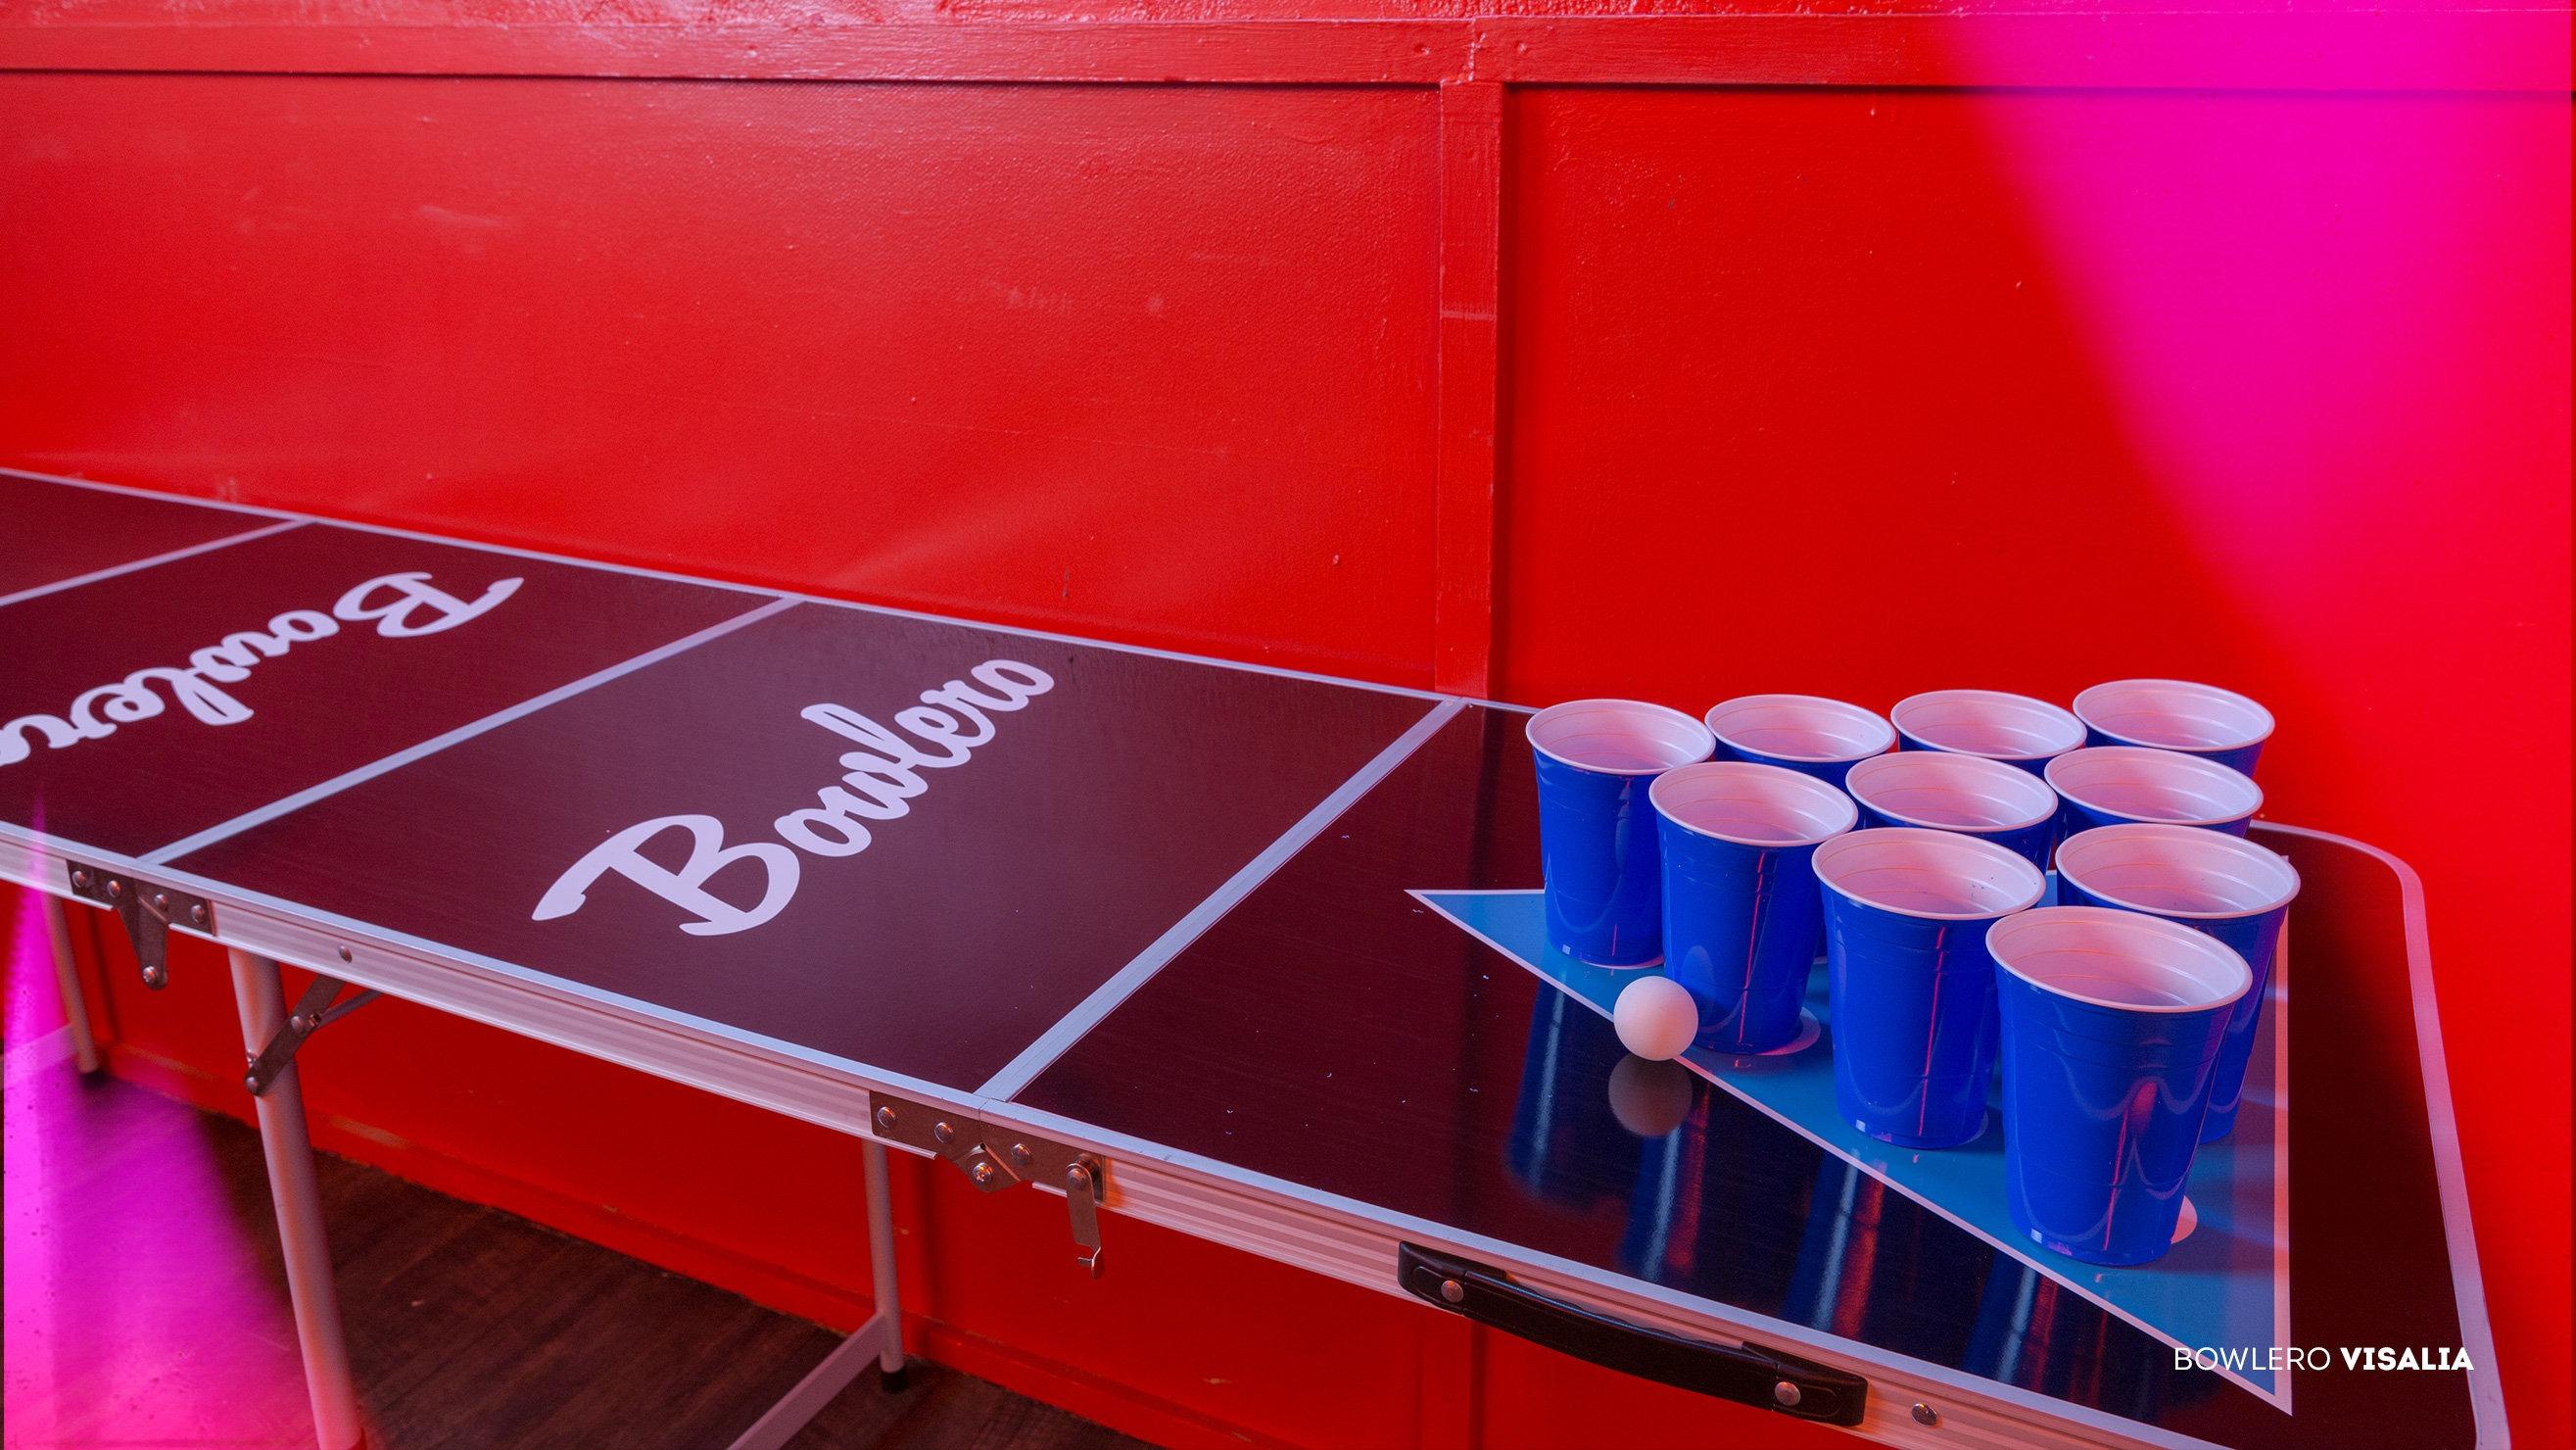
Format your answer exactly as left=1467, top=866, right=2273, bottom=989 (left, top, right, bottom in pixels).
left=0, top=466, right=303, bottom=519
left=977, top=697, right=1466, bottom=1101
left=2255, top=821, right=2507, bottom=1443
left=0, top=465, right=1454, bottom=706
left=141, top=597, right=799, bottom=865
left=796, top=594, right=1455, bottom=705
left=0, top=519, right=308, bottom=609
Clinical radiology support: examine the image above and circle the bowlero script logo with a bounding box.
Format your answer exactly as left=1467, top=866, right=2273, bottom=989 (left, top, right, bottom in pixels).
left=532, top=659, right=1054, bottom=937
left=0, top=572, right=521, bottom=767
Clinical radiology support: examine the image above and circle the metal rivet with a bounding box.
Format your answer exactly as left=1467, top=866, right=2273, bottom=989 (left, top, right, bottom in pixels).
left=969, top=1160, right=996, bottom=1187
left=873, top=1105, right=897, bottom=1133
left=337, top=945, right=353, bottom=962
left=190, top=903, right=210, bottom=925
left=141, top=965, right=166, bottom=989
left=71, top=869, right=92, bottom=890
left=1438, top=1279, right=1465, bottom=1305
left=1009, top=1142, right=1034, bottom=1168
left=243, top=1074, right=260, bottom=1092
left=106, top=878, right=123, bottom=898
left=151, top=892, right=168, bottom=911
left=1772, top=1380, right=1802, bottom=1409
left=289, top=1015, right=310, bottom=1033
left=1911, top=1403, right=1939, bottom=1427
left=932, top=1120, right=956, bottom=1145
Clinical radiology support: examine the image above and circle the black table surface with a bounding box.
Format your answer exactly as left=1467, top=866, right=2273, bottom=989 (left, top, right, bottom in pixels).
left=1016, top=705, right=2492, bottom=1450
left=0, top=472, right=280, bottom=599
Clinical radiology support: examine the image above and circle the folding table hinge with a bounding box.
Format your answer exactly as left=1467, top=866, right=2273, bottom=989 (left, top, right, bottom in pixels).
left=867, top=1092, right=1109, bottom=1278
left=65, top=862, right=212, bottom=990
left=243, top=974, right=380, bottom=1097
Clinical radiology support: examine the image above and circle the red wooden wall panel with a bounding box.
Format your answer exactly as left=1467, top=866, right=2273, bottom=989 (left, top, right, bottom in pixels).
left=2, top=14, right=2567, bottom=1449
left=0, top=73, right=1444, bottom=682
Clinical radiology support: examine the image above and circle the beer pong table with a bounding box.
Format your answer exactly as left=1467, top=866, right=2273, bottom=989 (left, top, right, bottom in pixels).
left=0, top=467, right=2504, bottom=1450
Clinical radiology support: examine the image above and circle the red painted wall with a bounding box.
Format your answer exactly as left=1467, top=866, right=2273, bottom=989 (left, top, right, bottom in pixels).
left=3, top=9, right=2566, bottom=1447
left=0, top=73, right=1444, bottom=681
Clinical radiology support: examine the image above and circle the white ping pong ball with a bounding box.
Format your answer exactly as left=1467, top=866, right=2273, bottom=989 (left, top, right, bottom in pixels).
left=1612, top=976, right=1698, bottom=1062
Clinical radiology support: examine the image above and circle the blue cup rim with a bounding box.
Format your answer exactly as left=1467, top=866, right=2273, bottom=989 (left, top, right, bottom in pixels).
left=1525, top=699, right=1715, bottom=777
left=2057, top=823, right=2301, bottom=920
left=1812, top=826, right=2047, bottom=921
left=1701, top=693, right=1896, bottom=765
left=1888, top=689, right=2085, bottom=763
left=1649, top=759, right=1857, bottom=847
left=2044, top=746, right=2262, bottom=829
left=2074, top=677, right=2275, bottom=754
left=1843, top=749, right=2058, bottom=834
left=1990, top=905, right=2252, bottom=1015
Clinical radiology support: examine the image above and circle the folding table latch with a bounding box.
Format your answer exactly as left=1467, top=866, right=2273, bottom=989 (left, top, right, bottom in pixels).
left=1062, top=1155, right=1106, bottom=1277
left=244, top=974, right=380, bottom=1096
left=868, top=1092, right=1111, bottom=1278
left=66, top=863, right=212, bottom=990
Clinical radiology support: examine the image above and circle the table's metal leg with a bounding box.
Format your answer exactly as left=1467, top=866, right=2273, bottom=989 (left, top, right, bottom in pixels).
left=228, top=949, right=365, bottom=1450
left=42, top=893, right=102, bottom=1074
left=863, top=1137, right=908, bottom=1385
left=725, top=1138, right=911, bottom=1450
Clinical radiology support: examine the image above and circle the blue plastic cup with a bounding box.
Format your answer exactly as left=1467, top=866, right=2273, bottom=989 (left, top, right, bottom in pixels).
left=1990, top=906, right=2251, bottom=1266
left=1813, top=828, right=2046, bottom=1147
left=2045, top=746, right=2262, bottom=838
left=1889, top=690, right=2087, bottom=776
left=2053, top=825, right=2299, bottom=1142
left=2073, top=679, right=2273, bottom=779
left=1700, top=695, right=1895, bottom=788
left=1841, top=750, right=2060, bottom=872
left=1650, top=762, right=1858, bottom=1053
left=1527, top=700, right=1716, bottom=967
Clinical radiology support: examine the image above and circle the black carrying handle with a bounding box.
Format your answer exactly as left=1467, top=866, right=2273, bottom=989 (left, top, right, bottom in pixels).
left=1398, top=1243, right=1867, bottom=1427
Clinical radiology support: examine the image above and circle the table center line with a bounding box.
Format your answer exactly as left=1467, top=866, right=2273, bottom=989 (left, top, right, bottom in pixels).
left=140, top=597, right=801, bottom=866
left=0, top=518, right=310, bottom=610
left=975, top=696, right=1465, bottom=1102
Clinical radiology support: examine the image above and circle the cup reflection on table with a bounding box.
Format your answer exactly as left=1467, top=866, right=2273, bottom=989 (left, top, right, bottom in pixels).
left=1505, top=989, right=1646, bottom=1210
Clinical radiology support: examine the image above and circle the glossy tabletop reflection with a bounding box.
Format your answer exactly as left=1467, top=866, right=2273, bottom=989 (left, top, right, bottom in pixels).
left=1015, top=705, right=2485, bottom=1450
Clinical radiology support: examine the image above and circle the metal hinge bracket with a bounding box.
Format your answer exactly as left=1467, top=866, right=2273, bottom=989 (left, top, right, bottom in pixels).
left=244, top=974, right=380, bottom=1096
left=867, top=1092, right=1109, bottom=1278
left=66, top=862, right=212, bottom=990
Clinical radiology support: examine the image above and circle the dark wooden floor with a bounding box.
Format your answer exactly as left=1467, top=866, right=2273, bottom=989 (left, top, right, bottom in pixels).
left=3, top=1052, right=1154, bottom=1450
